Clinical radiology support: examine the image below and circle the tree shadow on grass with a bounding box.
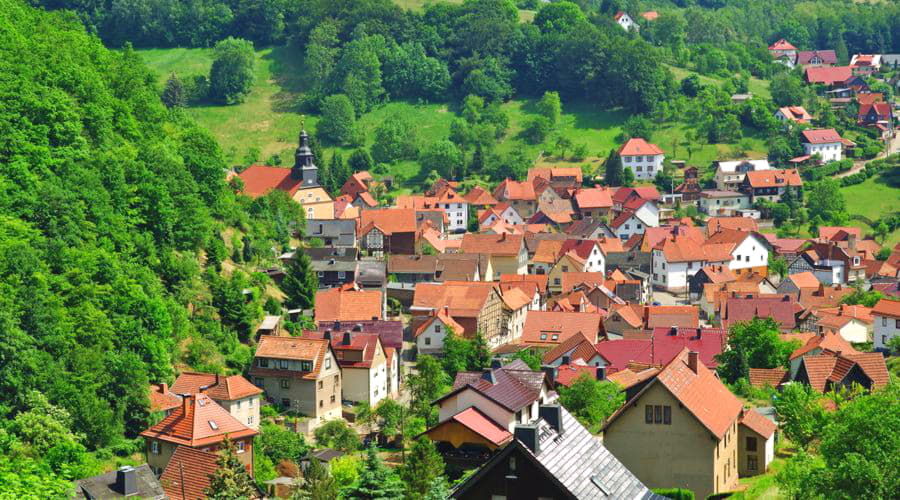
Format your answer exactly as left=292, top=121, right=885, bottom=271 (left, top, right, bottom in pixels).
left=872, top=165, right=900, bottom=188
left=263, top=44, right=308, bottom=114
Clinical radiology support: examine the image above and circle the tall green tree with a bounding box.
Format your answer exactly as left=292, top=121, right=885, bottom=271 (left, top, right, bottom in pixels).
left=773, top=382, right=828, bottom=450
left=536, top=91, right=562, bottom=125
left=806, top=179, right=847, bottom=225
left=348, top=148, right=374, bottom=172
left=604, top=149, right=624, bottom=186
left=399, top=438, right=445, bottom=499
left=209, top=37, right=256, bottom=104
left=162, top=73, right=186, bottom=108
left=205, top=439, right=257, bottom=499
left=716, top=318, right=800, bottom=383
left=281, top=250, right=318, bottom=310
left=317, top=94, right=356, bottom=145
left=292, top=454, right=338, bottom=500
left=314, top=419, right=360, bottom=452
left=419, top=140, right=463, bottom=180
left=406, top=355, right=451, bottom=423
left=558, top=375, right=624, bottom=432
left=371, top=114, right=418, bottom=164
left=344, top=445, right=405, bottom=499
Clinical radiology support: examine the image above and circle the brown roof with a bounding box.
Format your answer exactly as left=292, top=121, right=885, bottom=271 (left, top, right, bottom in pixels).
left=706, top=217, right=758, bottom=235
left=797, top=284, right=854, bottom=310
left=605, top=349, right=742, bottom=439
left=160, top=446, right=220, bottom=500
left=444, top=359, right=547, bottom=412
left=645, top=306, right=700, bottom=330
left=149, top=383, right=182, bottom=413
left=464, top=186, right=499, bottom=206
left=522, top=311, right=603, bottom=345
left=748, top=368, right=789, bottom=389
left=542, top=331, right=603, bottom=365
left=253, top=335, right=331, bottom=380
left=461, top=233, right=523, bottom=256
left=801, top=128, right=843, bottom=144
left=561, top=272, right=606, bottom=293
left=527, top=167, right=583, bottom=184
left=171, top=373, right=262, bottom=401
left=846, top=352, right=890, bottom=389
left=359, top=208, right=417, bottom=235
left=388, top=254, right=438, bottom=274
left=740, top=408, right=776, bottom=438
left=872, top=298, right=900, bottom=318
left=744, top=169, right=803, bottom=188
left=314, top=285, right=382, bottom=323
left=413, top=281, right=496, bottom=321
left=237, top=165, right=301, bottom=198
left=140, top=394, right=258, bottom=447
left=618, top=138, right=663, bottom=156
left=606, top=365, right=660, bottom=390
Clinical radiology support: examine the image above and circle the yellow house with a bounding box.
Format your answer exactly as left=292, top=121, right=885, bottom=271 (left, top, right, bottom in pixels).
left=460, top=233, right=527, bottom=277
left=294, top=186, right=334, bottom=220
left=603, top=349, right=744, bottom=499
left=547, top=253, right=587, bottom=293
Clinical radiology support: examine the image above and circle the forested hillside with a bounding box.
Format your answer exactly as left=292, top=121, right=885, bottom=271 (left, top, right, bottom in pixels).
left=0, top=0, right=294, bottom=492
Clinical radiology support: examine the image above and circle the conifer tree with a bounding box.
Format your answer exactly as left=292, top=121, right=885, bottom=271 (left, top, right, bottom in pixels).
left=604, top=149, right=623, bottom=186
left=205, top=438, right=257, bottom=499
left=399, top=438, right=445, bottom=499
left=343, top=445, right=404, bottom=499
left=281, top=249, right=318, bottom=310
left=162, top=73, right=186, bottom=108
left=292, top=456, right=338, bottom=500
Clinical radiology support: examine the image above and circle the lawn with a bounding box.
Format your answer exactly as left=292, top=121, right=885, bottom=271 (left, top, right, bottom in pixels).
left=841, top=168, right=900, bottom=246
left=391, top=0, right=535, bottom=21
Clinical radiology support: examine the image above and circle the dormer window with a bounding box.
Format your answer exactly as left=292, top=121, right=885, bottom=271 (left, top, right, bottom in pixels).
left=301, top=361, right=313, bottom=372
left=208, top=420, right=219, bottom=430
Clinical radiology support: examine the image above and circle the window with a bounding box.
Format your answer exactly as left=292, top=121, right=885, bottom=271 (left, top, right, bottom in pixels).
left=280, top=379, right=290, bottom=389
left=279, top=359, right=289, bottom=369
left=338, top=271, right=346, bottom=279
left=663, top=405, right=671, bottom=425
left=748, top=455, right=758, bottom=471
left=540, top=333, right=548, bottom=340
left=301, top=361, right=312, bottom=372
left=553, top=278, right=560, bottom=286
left=636, top=166, right=642, bottom=172
left=562, top=266, right=568, bottom=272
left=318, top=380, right=323, bottom=389
left=746, top=436, right=757, bottom=452
left=624, top=224, right=630, bottom=230
left=331, top=395, right=336, bottom=403
left=896, top=319, right=900, bottom=329
left=551, top=334, right=559, bottom=341
left=259, top=358, right=269, bottom=368
left=317, top=271, right=324, bottom=278
left=248, top=416, right=253, bottom=425
left=325, top=357, right=331, bottom=369
left=237, top=441, right=245, bottom=453
left=151, top=441, right=160, bottom=454
left=208, top=420, right=219, bottom=430
left=516, top=410, right=523, bottom=422
left=654, top=405, right=662, bottom=424
left=424, top=337, right=431, bottom=345
left=255, top=377, right=264, bottom=386
left=882, top=317, right=887, bottom=327
left=319, top=400, right=323, bottom=408
left=645, top=405, right=653, bottom=424
left=335, top=375, right=340, bottom=385
left=434, top=325, right=441, bottom=333
left=249, top=398, right=254, bottom=407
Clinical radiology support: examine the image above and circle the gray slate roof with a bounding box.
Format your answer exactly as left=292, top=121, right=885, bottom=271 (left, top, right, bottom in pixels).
left=73, top=464, right=166, bottom=499
left=531, top=407, right=663, bottom=500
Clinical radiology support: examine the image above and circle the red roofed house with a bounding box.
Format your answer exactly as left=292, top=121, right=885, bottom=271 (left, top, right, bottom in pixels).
left=341, top=171, right=375, bottom=199
left=461, top=232, right=527, bottom=275
left=740, top=169, right=803, bottom=203
left=304, top=331, right=395, bottom=406
left=805, top=66, right=853, bottom=86
left=775, top=106, right=813, bottom=125
left=140, top=394, right=259, bottom=476
left=801, top=128, right=844, bottom=163
left=541, top=331, right=608, bottom=368
left=614, top=11, right=638, bottom=31
left=603, top=349, right=744, bottom=499
left=873, top=298, right=900, bottom=351
left=573, top=186, right=615, bottom=220
left=149, top=383, right=182, bottom=416
left=463, top=185, right=499, bottom=208
left=797, top=50, right=837, bottom=67
left=849, top=54, right=881, bottom=75
left=521, top=310, right=603, bottom=347
left=858, top=102, right=893, bottom=135
left=237, top=128, right=334, bottom=220
left=795, top=350, right=889, bottom=393
left=738, top=408, right=777, bottom=477
left=160, top=446, right=221, bottom=500
left=768, top=39, right=798, bottom=64
left=411, top=281, right=508, bottom=347
left=722, top=293, right=799, bottom=332
left=249, top=335, right=342, bottom=424
left=415, top=307, right=467, bottom=355
left=358, top=208, right=418, bottom=255
left=640, top=11, right=658, bottom=21
left=171, top=373, right=263, bottom=429
left=314, top=284, right=383, bottom=324
left=423, top=406, right=513, bottom=454
left=619, top=138, right=665, bottom=180
left=553, top=363, right=601, bottom=387
left=493, top=179, right=537, bottom=220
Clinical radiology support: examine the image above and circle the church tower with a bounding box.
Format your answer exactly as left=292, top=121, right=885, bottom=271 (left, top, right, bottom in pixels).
left=291, top=124, right=319, bottom=187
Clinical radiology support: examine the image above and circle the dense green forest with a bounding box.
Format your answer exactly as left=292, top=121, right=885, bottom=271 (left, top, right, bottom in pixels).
left=0, top=0, right=297, bottom=493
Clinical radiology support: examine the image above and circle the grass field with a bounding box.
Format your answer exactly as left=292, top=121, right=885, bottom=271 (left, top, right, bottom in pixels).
left=391, top=0, right=535, bottom=21
left=666, top=64, right=772, bottom=100
left=841, top=167, right=900, bottom=246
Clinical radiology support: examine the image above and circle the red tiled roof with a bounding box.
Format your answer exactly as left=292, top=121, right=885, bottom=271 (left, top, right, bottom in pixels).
left=359, top=208, right=417, bottom=235
left=140, top=394, right=257, bottom=447
left=596, top=328, right=727, bottom=373
left=846, top=352, right=889, bottom=388
left=414, top=309, right=466, bottom=338
left=304, top=332, right=383, bottom=369
left=172, top=373, right=262, bottom=401
left=787, top=271, right=820, bottom=289
left=872, top=298, right=900, bottom=318
left=805, top=66, right=853, bottom=84
left=797, top=50, right=837, bottom=65
left=499, top=273, right=549, bottom=295
left=723, top=294, right=798, bottom=330
left=413, top=281, right=496, bottom=322
left=707, top=217, right=759, bottom=235
left=574, top=187, right=614, bottom=209
left=160, top=446, right=219, bottom=500
left=744, top=169, right=803, bottom=188
left=748, top=368, right=789, bottom=389
left=444, top=407, right=513, bottom=446
left=253, top=335, right=330, bottom=380
left=859, top=102, right=892, bottom=121
left=461, top=232, right=523, bottom=256
left=464, top=186, right=499, bottom=206
left=149, top=383, right=181, bottom=413
left=315, top=285, right=382, bottom=323
left=801, top=128, right=843, bottom=144
left=522, top=311, right=603, bottom=345
left=493, top=179, right=536, bottom=201
left=542, top=331, right=603, bottom=365
left=341, top=171, right=373, bottom=198
left=640, top=10, right=658, bottom=21
left=555, top=364, right=600, bottom=387
left=645, top=307, right=700, bottom=330
left=618, top=138, right=663, bottom=156
left=237, top=165, right=301, bottom=198
left=740, top=408, right=776, bottom=438
left=769, top=39, right=797, bottom=51
left=818, top=226, right=862, bottom=242
left=527, top=167, right=583, bottom=184
left=777, top=106, right=812, bottom=123
left=612, top=186, right=661, bottom=204
left=790, top=331, right=857, bottom=360
left=606, top=365, right=660, bottom=390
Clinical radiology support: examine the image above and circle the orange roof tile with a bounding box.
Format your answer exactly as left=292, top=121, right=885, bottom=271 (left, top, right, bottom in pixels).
left=414, top=309, right=466, bottom=338
left=499, top=273, right=549, bottom=295
left=706, top=217, right=759, bottom=235
left=605, top=365, right=660, bottom=390
left=748, top=368, right=789, bottom=389
left=618, top=138, right=663, bottom=156
left=740, top=408, right=776, bottom=438
left=359, top=208, right=417, bottom=235
left=464, top=186, right=499, bottom=206
left=413, top=282, right=496, bottom=321
left=554, top=363, right=600, bottom=387
left=801, top=129, right=843, bottom=144
left=500, top=286, right=532, bottom=310
left=522, top=311, right=603, bottom=345
left=790, top=332, right=858, bottom=360
left=253, top=335, right=330, bottom=380
left=160, top=446, right=220, bottom=500
left=805, top=66, right=853, bottom=85
left=787, top=271, right=820, bottom=289
left=744, top=169, right=803, bottom=188
left=769, top=38, right=797, bottom=51
left=237, top=165, right=302, bottom=198
left=574, top=187, right=614, bottom=209
left=149, top=383, right=181, bottom=413
left=171, top=373, right=262, bottom=401
left=872, top=298, right=900, bottom=318
left=493, top=179, right=536, bottom=201
left=140, top=394, right=257, bottom=447
left=314, top=285, right=382, bottom=323
left=461, top=233, right=523, bottom=256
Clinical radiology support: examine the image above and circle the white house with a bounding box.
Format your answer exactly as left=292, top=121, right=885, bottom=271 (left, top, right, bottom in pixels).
left=331, top=334, right=391, bottom=406
left=479, top=203, right=523, bottom=228
left=651, top=229, right=760, bottom=292
left=873, top=299, right=900, bottom=351
left=714, top=159, right=771, bottom=191
left=801, top=129, right=843, bottom=163
left=435, top=188, right=469, bottom=233
left=614, top=11, right=638, bottom=31
left=699, top=190, right=753, bottom=215
left=707, top=230, right=771, bottom=277
left=415, top=309, right=464, bottom=356
left=618, top=138, right=664, bottom=180
left=610, top=200, right=659, bottom=240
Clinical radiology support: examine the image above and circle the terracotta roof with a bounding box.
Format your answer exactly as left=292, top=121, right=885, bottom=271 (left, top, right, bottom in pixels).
left=441, top=407, right=513, bottom=446
left=314, top=285, right=382, bottom=323
left=464, top=186, right=499, bottom=206
left=798, top=352, right=879, bottom=392
left=748, top=368, right=789, bottom=389
left=707, top=217, right=758, bottom=235
left=612, top=186, right=661, bottom=204
left=817, top=303, right=873, bottom=324
left=522, top=311, right=603, bottom=345
left=769, top=38, right=797, bottom=51
left=872, top=298, right=900, bottom=318
left=797, top=50, right=837, bottom=65
left=797, top=284, right=854, bottom=310
left=359, top=208, right=417, bottom=235
left=697, top=265, right=737, bottom=284
left=640, top=10, right=658, bottom=20
left=846, top=352, right=889, bottom=388
left=723, top=294, right=798, bottom=330
left=803, top=129, right=843, bottom=145
left=356, top=191, right=377, bottom=207
left=554, top=364, right=600, bottom=387
left=171, top=373, right=262, bottom=401
left=340, top=171, right=373, bottom=198
left=618, top=138, right=664, bottom=156
left=304, top=332, right=383, bottom=369
left=253, top=335, right=330, bottom=380
left=499, top=273, right=549, bottom=295
left=606, top=365, right=660, bottom=390
left=790, top=332, right=858, bottom=360
left=442, top=359, right=546, bottom=411
left=777, top=106, right=813, bottom=123
left=149, top=383, right=182, bottom=413
left=787, top=271, right=820, bottom=289
left=574, top=187, right=614, bottom=209
left=527, top=167, right=583, bottom=184
left=609, top=303, right=644, bottom=328
left=654, top=234, right=708, bottom=262
left=388, top=254, right=438, bottom=274
left=413, top=281, right=496, bottom=321
left=744, top=169, right=803, bottom=188
left=237, top=165, right=301, bottom=198
left=596, top=328, right=727, bottom=372
left=856, top=93, right=884, bottom=106
left=542, top=331, right=604, bottom=365
left=645, top=306, right=700, bottom=330
left=140, top=394, right=258, bottom=447
left=805, top=66, right=853, bottom=84
left=160, top=446, right=220, bottom=500
left=740, top=408, right=776, bottom=438
left=561, top=272, right=605, bottom=293
left=461, top=233, right=523, bottom=256
left=493, top=179, right=536, bottom=201
left=414, top=309, right=466, bottom=338
left=605, top=349, right=742, bottom=439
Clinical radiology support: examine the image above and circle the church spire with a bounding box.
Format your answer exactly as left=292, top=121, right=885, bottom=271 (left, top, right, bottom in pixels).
left=291, top=116, right=318, bottom=186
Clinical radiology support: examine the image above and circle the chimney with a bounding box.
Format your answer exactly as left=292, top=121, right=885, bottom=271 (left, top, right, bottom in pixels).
left=481, top=370, right=497, bottom=384
left=669, top=326, right=678, bottom=336
left=491, top=359, right=503, bottom=369
left=354, top=323, right=363, bottom=332
left=500, top=233, right=507, bottom=242
left=848, top=233, right=857, bottom=250
left=688, top=351, right=699, bottom=374
left=443, top=305, right=449, bottom=316
left=323, top=330, right=331, bottom=341
left=115, top=466, right=138, bottom=496
left=538, top=404, right=564, bottom=434
left=182, top=394, right=190, bottom=413
left=597, top=366, right=606, bottom=381
left=514, top=424, right=540, bottom=454
left=215, top=373, right=220, bottom=387
left=342, top=332, right=352, bottom=345
left=561, top=355, right=571, bottom=366
left=160, top=383, right=168, bottom=394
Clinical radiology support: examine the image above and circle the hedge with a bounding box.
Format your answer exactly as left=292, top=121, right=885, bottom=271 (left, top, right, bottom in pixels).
left=652, top=488, right=695, bottom=500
